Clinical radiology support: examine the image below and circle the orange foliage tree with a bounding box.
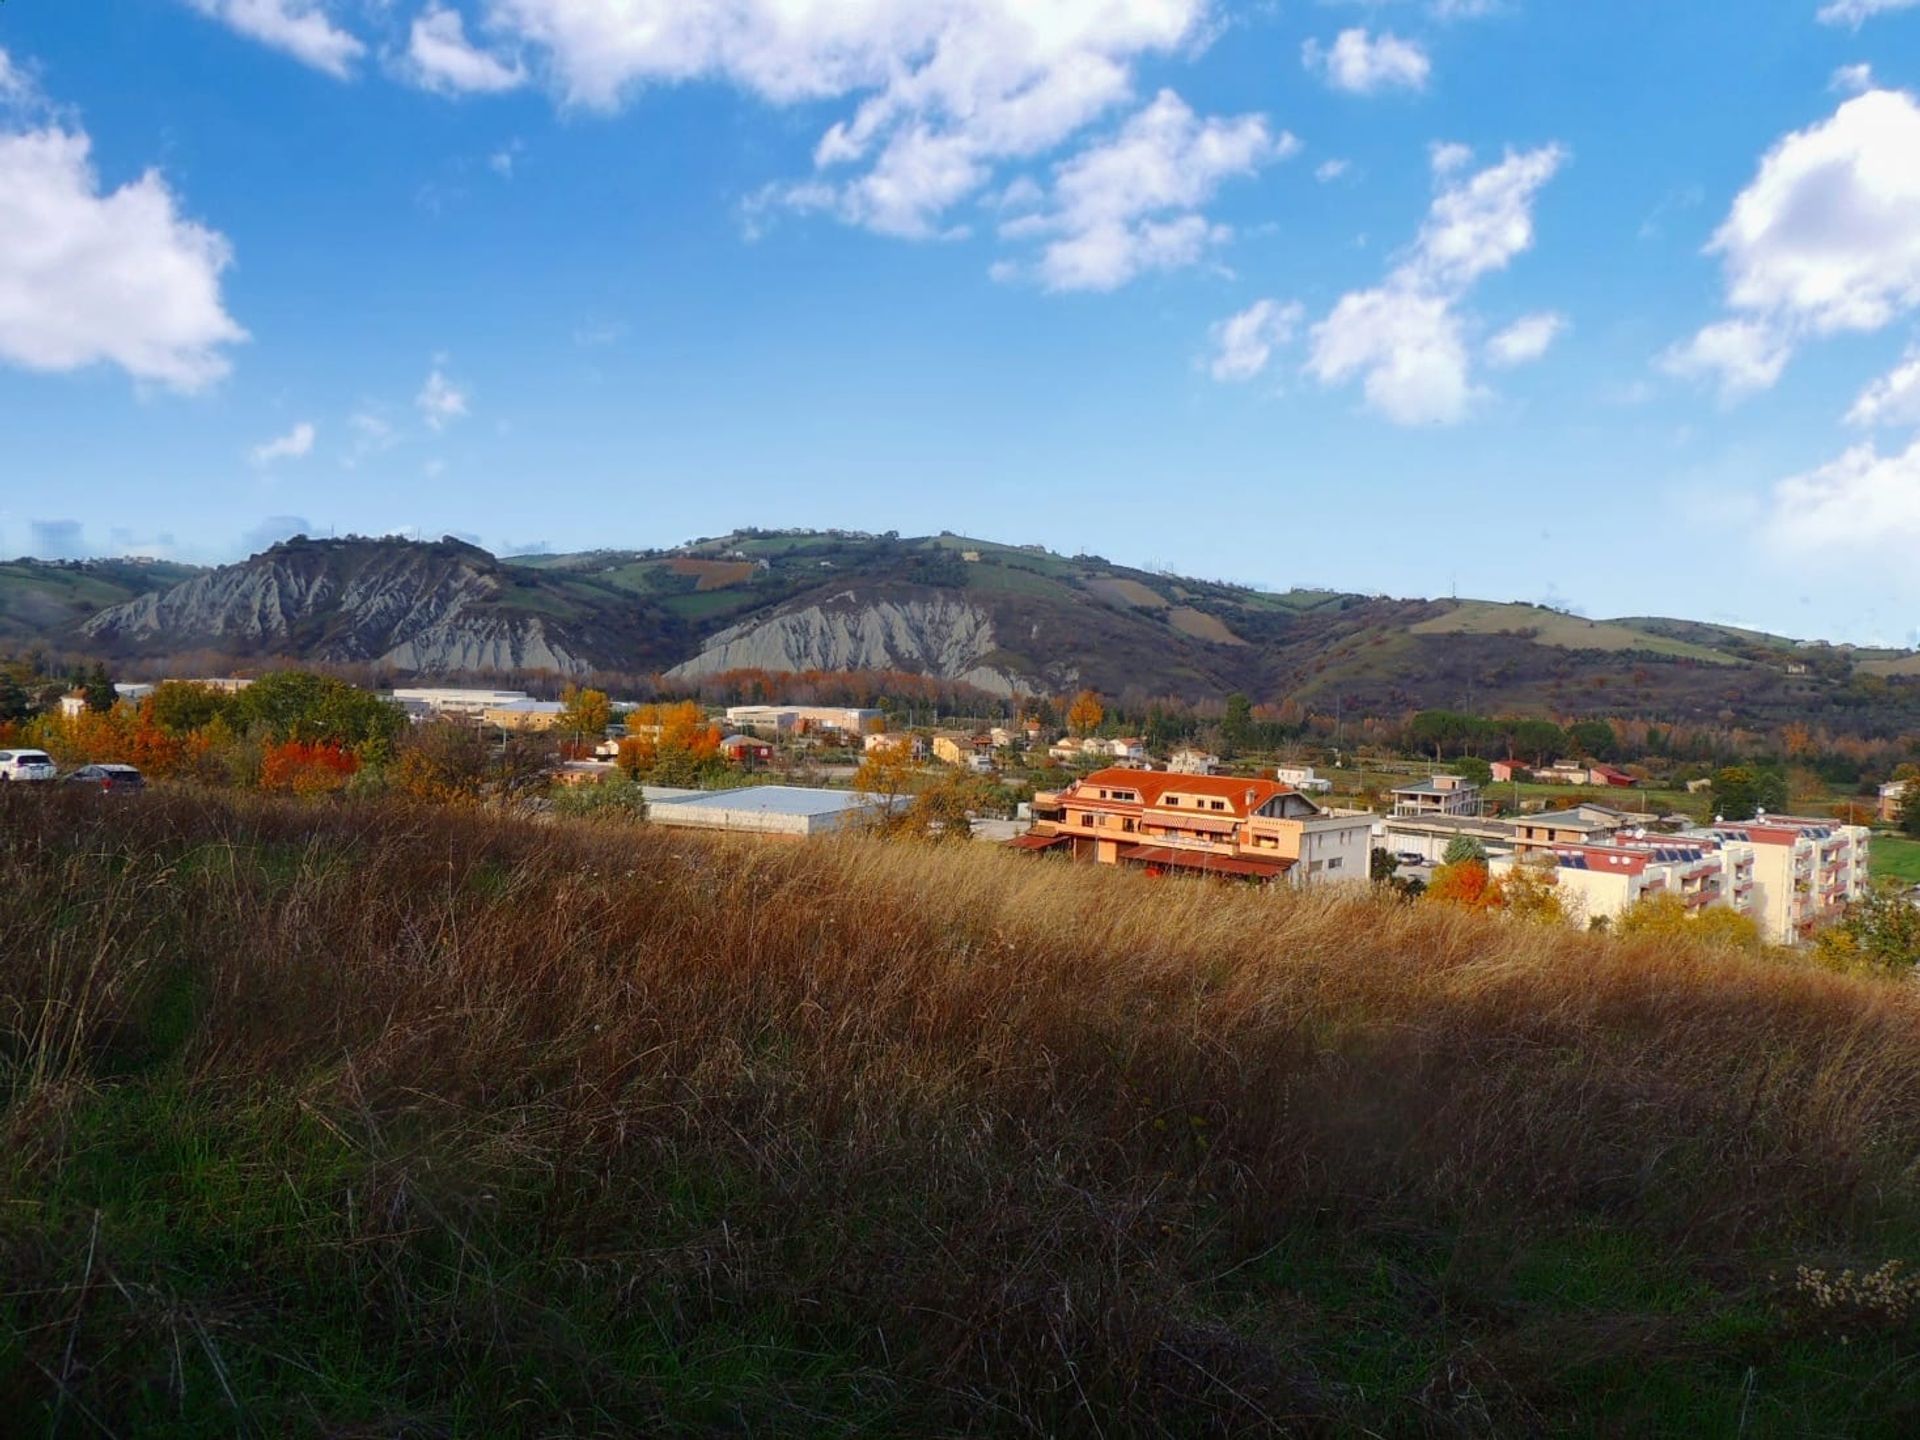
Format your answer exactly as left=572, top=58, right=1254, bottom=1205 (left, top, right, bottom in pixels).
left=1425, top=859, right=1496, bottom=911
left=1066, top=689, right=1104, bottom=737
left=260, top=741, right=359, bottom=797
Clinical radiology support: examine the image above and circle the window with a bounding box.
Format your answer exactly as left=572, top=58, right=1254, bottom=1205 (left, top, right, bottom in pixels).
left=1326, top=857, right=1342, bottom=871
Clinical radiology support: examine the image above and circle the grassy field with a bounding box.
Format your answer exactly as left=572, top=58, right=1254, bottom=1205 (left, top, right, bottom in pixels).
left=4, top=790, right=1919, bottom=1434
left=1872, top=834, right=1920, bottom=884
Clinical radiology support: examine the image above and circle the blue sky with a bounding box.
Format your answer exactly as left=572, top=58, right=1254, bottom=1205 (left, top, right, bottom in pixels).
left=3, top=1, right=1920, bottom=643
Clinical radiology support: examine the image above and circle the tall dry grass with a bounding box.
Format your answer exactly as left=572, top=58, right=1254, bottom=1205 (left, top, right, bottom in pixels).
left=4, top=785, right=1920, bottom=1433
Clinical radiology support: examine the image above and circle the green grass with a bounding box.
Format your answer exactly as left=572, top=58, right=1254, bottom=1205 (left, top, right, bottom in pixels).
left=1872, top=834, right=1920, bottom=884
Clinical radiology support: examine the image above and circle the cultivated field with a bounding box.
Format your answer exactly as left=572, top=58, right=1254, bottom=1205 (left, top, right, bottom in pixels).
left=4, top=789, right=1919, bottom=1435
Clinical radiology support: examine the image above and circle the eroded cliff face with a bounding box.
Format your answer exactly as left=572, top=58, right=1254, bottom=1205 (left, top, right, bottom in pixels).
left=82, top=539, right=600, bottom=673
left=667, top=592, right=1034, bottom=694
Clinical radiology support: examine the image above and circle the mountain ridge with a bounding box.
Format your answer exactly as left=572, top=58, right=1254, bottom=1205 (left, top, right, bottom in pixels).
left=12, top=528, right=1915, bottom=731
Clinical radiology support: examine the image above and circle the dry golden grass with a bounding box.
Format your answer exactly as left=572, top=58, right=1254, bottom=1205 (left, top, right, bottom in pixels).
left=4, top=786, right=1919, bottom=1434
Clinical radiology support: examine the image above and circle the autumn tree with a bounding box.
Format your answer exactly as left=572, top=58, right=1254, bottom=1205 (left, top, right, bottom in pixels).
left=1813, top=884, right=1920, bottom=975
left=391, top=722, right=492, bottom=804
left=1491, top=856, right=1566, bottom=926
left=559, top=685, right=613, bottom=748
left=1066, top=689, right=1104, bottom=738
left=853, top=743, right=921, bottom=831
left=1425, top=858, right=1494, bottom=910
left=260, top=741, right=359, bottom=797
left=145, top=681, right=231, bottom=736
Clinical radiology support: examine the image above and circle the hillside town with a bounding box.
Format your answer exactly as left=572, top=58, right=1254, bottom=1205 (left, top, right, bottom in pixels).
left=3, top=668, right=1902, bottom=953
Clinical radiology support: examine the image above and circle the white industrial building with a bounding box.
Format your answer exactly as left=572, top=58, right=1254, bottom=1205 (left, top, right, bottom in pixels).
left=646, top=785, right=885, bottom=837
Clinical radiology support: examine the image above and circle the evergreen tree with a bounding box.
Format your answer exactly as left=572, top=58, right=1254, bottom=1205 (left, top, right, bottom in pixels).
left=83, top=662, right=117, bottom=713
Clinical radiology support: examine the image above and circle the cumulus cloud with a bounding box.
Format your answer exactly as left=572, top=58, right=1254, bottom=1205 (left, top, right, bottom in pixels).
left=1302, top=29, right=1430, bottom=95
left=250, top=420, right=316, bottom=464
left=416, top=364, right=469, bottom=428
left=1762, top=436, right=1920, bottom=556
left=1816, top=0, right=1920, bottom=27
left=1207, top=298, right=1303, bottom=382
left=997, top=89, right=1295, bottom=291
left=1665, top=88, right=1920, bottom=397
left=0, top=72, right=246, bottom=392
left=1314, top=158, right=1350, bottom=183
left=1846, top=348, right=1920, bottom=426
left=1486, top=311, right=1566, bottom=367
left=184, top=0, right=365, bottom=79
left=408, top=4, right=526, bottom=95
left=490, top=0, right=1208, bottom=242
left=1659, top=318, right=1791, bottom=398
left=1307, top=143, right=1566, bottom=423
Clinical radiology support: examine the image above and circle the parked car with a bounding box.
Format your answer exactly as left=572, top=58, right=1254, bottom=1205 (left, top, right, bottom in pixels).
left=63, top=763, right=146, bottom=793
left=0, top=749, right=57, bottom=782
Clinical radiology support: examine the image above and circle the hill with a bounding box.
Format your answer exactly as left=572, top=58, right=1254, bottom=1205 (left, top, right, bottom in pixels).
left=79, top=534, right=689, bottom=675
left=39, top=527, right=1920, bottom=728
left=0, top=555, right=203, bottom=648
left=6, top=787, right=1918, bottom=1433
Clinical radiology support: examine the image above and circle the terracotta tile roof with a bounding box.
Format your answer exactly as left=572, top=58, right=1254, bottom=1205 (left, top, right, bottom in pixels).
left=1115, top=844, right=1294, bottom=879
left=1076, top=766, right=1292, bottom=819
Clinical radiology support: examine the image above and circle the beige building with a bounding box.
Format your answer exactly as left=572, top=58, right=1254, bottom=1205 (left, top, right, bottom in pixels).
left=1694, top=816, right=1871, bottom=944
left=932, top=733, right=992, bottom=771
left=1391, top=774, right=1483, bottom=817
left=1014, top=767, right=1371, bottom=887
left=1491, top=835, right=1757, bottom=928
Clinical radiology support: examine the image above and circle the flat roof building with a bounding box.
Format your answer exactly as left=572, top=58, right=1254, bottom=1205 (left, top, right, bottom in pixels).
left=646, top=784, right=884, bottom=837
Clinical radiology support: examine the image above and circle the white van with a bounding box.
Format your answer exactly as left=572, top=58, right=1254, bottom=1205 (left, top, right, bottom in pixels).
left=0, top=749, right=57, bottom=782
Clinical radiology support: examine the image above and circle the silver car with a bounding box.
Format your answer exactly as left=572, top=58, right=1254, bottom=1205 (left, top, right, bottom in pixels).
left=0, top=749, right=57, bottom=782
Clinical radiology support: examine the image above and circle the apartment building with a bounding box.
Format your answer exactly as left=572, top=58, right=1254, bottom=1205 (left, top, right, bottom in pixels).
left=1880, top=779, right=1909, bottom=824
left=1693, top=816, right=1871, bottom=944
left=1491, top=834, right=1756, bottom=927
left=1391, top=774, right=1483, bottom=817
left=1013, top=767, right=1372, bottom=886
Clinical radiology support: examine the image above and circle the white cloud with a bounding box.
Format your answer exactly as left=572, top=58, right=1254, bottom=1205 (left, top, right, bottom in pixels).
left=0, top=48, right=30, bottom=104
left=1309, top=286, right=1470, bottom=423
left=416, top=365, right=469, bottom=428
left=1816, top=0, right=1920, bottom=27
left=1830, top=62, right=1875, bottom=94
left=1431, top=0, right=1502, bottom=16
left=250, top=420, right=316, bottom=463
left=184, top=0, right=366, bottom=79
left=1302, top=29, right=1430, bottom=95
left=1314, top=158, right=1349, bottom=183
left=1207, top=298, right=1303, bottom=382
left=1658, top=318, right=1790, bottom=399
left=1428, top=140, right=1472, bottom=175
left=1762, top=436, right=1920, bottom=556
left=1667, top=89, right=1920, bottom=396
left=408, top=4, right=526, bottom=95
left=1846, top=348, right=1920, bottom=426
left=492, top=0, right=1208, bottom=241
left=1486, top=311, right=1566, bottom=367
left=998, top=89, right=1295, bottom=291
left=0, top=98, right=245, bottom=391
left=1307, top=144, right=1565, bottom=424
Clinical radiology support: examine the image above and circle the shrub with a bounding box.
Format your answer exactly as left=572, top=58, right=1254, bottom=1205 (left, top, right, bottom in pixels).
left=259, top=740, right=359, bottom=796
